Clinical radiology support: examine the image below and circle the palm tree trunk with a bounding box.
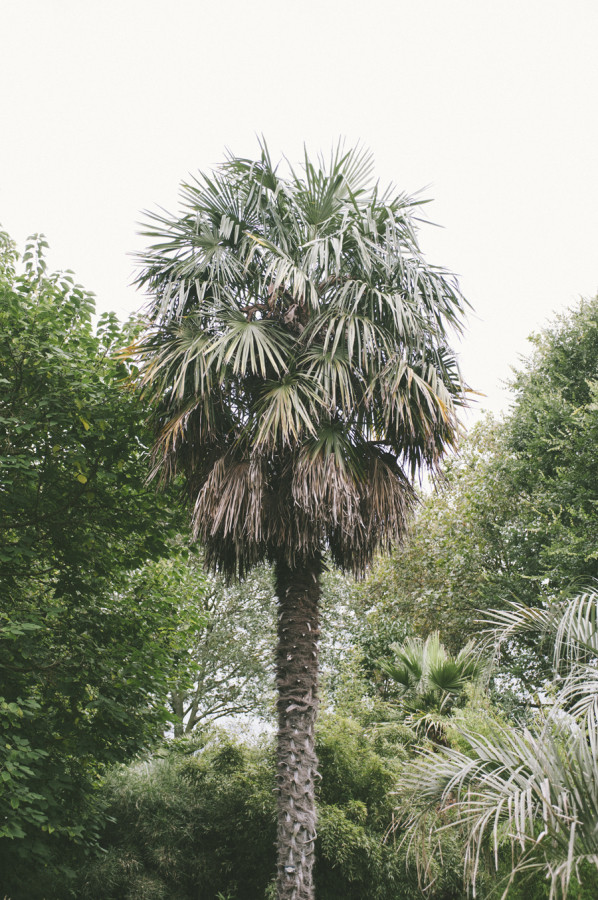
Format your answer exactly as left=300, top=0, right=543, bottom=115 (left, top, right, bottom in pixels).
left=274, top=554, right=322, bottom=900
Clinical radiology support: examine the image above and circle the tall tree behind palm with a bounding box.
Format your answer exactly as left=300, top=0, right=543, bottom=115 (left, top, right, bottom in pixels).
left=135, top=143, right=468, bottom=900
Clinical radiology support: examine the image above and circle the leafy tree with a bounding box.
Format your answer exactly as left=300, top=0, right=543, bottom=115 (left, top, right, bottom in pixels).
left=0, top=233, right=177, bottom=590
left=365, top=298, right=598, bottom=661
left=157, top=552, right=380, bottom=736
left=0, top=231, right=187, bottom=896
left=135, top=143, right=467, bottom=898
left=359, top=416, right=519, bottom=655
left=146, top=554, right=276, bottom=733
left=503, top=298, right=598, bottom=597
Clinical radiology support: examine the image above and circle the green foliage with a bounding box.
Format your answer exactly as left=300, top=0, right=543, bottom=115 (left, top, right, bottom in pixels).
left=0, top=694, right=49, bottom=840
left=0, top=234, right=176, bottom=587
left=376, top=632, right=485, bottom=739
left=398, top=592, right=598, bottom=899
left=359, top=416, right=514, bottom=654
left=360, top=298, right=598, bottom=699
left=76, top=716, right=465, bottom=900
left=0, top=231, right=189, bottom=896
left=78, top=734, right=275, bottom=900
left=504, top=298, right=598, bottom=596
left=318, top=565, right=412, bottom=704
left=163, top=556, right=276, bottom=733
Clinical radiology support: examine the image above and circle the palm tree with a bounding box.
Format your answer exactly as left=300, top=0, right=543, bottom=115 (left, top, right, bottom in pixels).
left=134, top=142, right=467, bottom=900
left=377, top=632, right=485, bottom=739
left=398, top=591, right=598, bottom=899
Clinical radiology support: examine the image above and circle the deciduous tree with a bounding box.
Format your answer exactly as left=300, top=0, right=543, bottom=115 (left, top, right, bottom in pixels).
left=0, top=231, right=186, bottom=896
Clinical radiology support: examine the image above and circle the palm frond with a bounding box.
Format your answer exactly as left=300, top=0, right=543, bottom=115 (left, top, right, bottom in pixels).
left=368, top=355, right=462, bottom=471
left=486, top=590, right=598, bottom=675
left=381, top=633, right=484, bottom=710
left=299, top=345, right=356, bottom=415
left=290, top=437, right=416, bottom=574
left=311, top=311, right=392, bottom=369
left=400, top=593, right=598, bottom=898
left=399, top=717, right=598, bottom=899
left=191, top=454, right=266, bottom=572
left=377, top=658, right=414, bottom=688
left=205, top=304, right=291, bottom=379
left=137, top=318, right=214, bottom=400
left=252, top=374, right=323, bottom=448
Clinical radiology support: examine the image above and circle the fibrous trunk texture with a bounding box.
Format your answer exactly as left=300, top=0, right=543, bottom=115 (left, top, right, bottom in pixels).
left=274, top=555, right=322, bottom=900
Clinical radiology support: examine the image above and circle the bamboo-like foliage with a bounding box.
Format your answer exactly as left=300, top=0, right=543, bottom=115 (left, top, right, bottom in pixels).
left=135, top=142, right=468, bottom=575
left=398, top=592, right=598, bottom=899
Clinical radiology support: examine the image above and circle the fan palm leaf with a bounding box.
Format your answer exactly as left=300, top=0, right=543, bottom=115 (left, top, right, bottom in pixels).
left=379, top=632, right=484, bottom=721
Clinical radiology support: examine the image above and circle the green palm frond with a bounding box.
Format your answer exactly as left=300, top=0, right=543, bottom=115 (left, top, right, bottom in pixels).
left=486, top=592, right=598, bottom=728
left=553, top=590, right=598, bottom=661
left=379, top=633, right=485, bottom=721
left=318, top=311, right=392, bottom=369
left=486, top=594, right=588, bottom=640
left=390, top=637, right=427, bottom=683
left=290, top=143, right=375, bottom=227
left=455, top=641, right=486, bottom=681
left=400, top=592, right=598, bottom=898
left=400, top=716, right=598, bottom=899
left=137, top=320, right=214, bottom=400
left=298, top=422, right=362, bottom=475
left=299, top=345, right=356, bottom=415
left=377, top=658, right=415, bottom=688
left=205, top=304, right=291, bottom=379
left=252, top=374, right=323, bottom=448
left=427, top=661, right=470, bottom=696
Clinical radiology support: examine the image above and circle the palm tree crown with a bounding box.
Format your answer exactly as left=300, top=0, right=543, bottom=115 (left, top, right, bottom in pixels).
left=135, top=143, right=468, bottom=577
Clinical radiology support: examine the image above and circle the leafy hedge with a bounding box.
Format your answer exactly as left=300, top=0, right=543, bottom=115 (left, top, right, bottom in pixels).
left=76, top=716, right=465, bottom=900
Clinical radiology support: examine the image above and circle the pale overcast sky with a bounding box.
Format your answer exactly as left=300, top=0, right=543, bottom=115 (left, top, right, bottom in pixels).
left=2, top=0, right=597, bottom=418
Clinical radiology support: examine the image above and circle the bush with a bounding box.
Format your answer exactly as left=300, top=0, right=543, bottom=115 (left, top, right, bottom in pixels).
left=76, top=717, right=466, bottom=900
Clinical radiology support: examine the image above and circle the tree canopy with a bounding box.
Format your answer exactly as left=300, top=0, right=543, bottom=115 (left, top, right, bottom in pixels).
left=361, top=296, right=598, bottom=665
left=0, top=232, right=190, bottom=895
left=135, top=143, right=468, bottom=577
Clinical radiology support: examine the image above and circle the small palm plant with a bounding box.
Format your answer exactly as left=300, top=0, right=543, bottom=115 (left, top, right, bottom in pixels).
left=377, top=632, right=484, bottom=739
left=398, top=590, right=598, bottom=899
left=134, top=142, right=467, bottom=899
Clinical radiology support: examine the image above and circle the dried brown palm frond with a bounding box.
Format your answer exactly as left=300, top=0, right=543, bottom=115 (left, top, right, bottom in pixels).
left=181, top=438, right=415, bottom=578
